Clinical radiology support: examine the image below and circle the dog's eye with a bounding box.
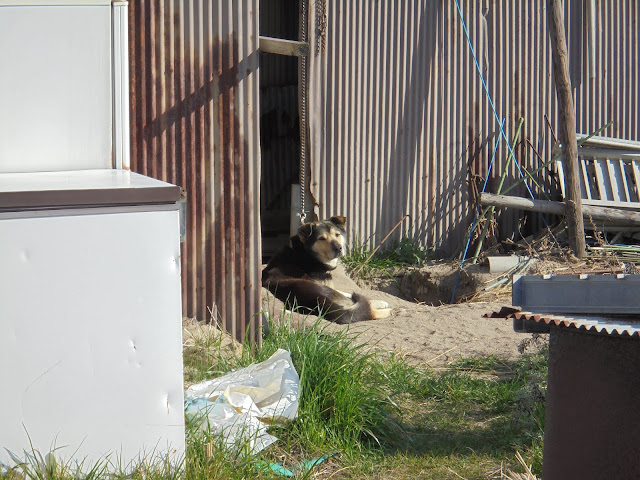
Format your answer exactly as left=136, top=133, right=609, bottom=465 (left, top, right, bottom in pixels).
left=318, top=235, right=328, bottom=241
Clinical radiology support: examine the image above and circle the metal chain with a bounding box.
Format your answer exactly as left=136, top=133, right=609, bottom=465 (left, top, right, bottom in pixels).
left=299, top=0, right=308, bottom=223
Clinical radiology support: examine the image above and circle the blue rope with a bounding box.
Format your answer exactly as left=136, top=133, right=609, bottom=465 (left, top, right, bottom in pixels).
left=450, top=0, right=552, bottom=302
left=450, top=119, right=504, bottom=303
left=453, top=0, right=536, bottom=201
left=480, top=120, right=505, bottom=194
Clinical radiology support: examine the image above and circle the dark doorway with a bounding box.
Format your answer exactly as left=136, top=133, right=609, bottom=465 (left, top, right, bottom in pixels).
left=259, top=0, right=302, bottom=259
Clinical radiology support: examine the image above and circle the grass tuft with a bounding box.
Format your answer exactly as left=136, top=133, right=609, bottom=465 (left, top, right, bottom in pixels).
left=243, top=318, right=401, bottom=454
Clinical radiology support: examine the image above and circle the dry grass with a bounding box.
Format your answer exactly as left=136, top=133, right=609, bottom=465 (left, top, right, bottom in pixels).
left=497, top=451, right=539, bottom=480
left=182, top=317, right=240, bottom=352
left=181, top=317, right=242, bottom=388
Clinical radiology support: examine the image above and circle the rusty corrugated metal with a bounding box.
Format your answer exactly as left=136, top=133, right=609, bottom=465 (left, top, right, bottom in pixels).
left=488, top=308, right=640, bottom=338
left=129, top=0, right=261, bottom=342
left=543, top=328, right=640, bottom=479
left=307, top=1, right=640, bottom=256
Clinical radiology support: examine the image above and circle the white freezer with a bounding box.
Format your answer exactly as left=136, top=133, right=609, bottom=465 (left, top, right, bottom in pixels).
left=0, top=0, right=127, bottom=172
left=0, top=170, right=186, bottom=470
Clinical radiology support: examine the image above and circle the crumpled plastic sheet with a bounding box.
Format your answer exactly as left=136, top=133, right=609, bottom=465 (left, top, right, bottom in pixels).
left=184, top=348, right=300, bottom=455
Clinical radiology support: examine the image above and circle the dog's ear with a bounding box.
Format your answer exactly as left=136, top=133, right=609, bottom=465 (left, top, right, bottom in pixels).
left=329, top=216, right=346, bottom=230
left=297, top=223, right=313, bottom=243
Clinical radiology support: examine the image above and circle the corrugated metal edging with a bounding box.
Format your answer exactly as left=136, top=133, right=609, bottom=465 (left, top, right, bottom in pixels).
left=485, top=307, right=640, bottom=338
left=510, top=311, right=640, bottom=338
left=307, top=1, right=640, bottom=256
left=129, top=0, right=261, bottom=342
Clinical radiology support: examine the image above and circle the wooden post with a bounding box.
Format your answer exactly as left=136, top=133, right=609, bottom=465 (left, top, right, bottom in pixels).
left=547, top=0, right=586, bottom=257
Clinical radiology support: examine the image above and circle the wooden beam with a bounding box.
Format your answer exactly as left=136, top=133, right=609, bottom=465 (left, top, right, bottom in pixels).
left=547, top=0, right=586, bottom=257
left=480, top=193, right=640, bottom=226
left=259, top=36, right=309, bottom=57
left=552, top=146, right=640, bottom=163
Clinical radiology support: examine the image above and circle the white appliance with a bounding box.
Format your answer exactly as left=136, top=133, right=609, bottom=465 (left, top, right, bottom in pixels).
left=0, top=0, right=129, bottom=172
left=0, top=0, right=186, bottom=471
left=0, top=170, right=186, bottom=469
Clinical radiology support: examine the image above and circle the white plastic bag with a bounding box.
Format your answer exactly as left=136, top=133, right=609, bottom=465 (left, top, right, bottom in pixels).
left=185, top=349, right=300, bottom=455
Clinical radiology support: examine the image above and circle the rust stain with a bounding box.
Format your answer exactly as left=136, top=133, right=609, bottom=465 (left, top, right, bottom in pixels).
left=128, top=1, right=260, bottom=343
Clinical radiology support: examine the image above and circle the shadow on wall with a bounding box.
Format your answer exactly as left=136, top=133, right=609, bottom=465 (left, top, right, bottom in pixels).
left=129, top=1, right=261, bottom=340
left=378, top=1, right=469, bottom=255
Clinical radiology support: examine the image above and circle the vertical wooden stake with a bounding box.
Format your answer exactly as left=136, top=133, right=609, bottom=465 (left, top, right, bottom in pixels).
left=547, top=0, right=586, bottom=257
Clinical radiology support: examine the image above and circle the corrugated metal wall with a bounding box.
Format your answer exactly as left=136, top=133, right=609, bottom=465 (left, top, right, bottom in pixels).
left=307, top=0, right=640, bottom=256
left=126, top=0, right=638, bottom=340
left=129, top=0, right=261, bottom=341
left=574, top=1, right=639, bottom=141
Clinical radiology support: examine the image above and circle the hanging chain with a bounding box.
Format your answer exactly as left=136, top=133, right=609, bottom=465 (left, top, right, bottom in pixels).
left=298, top=0, right=308, bottom=223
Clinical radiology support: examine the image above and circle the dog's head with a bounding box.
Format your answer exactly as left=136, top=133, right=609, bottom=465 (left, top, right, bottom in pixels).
left=297, top=216, right=347, bottom=269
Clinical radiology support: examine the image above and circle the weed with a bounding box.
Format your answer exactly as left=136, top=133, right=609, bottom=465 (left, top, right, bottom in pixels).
left=246, top=318, right=401, bottom=453
left=0, top=446, right=183, bottom=480
left=342, top=237, right=433, bottom=278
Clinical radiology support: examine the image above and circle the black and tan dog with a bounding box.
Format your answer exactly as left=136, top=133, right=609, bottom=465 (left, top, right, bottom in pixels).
left=262, top=216, right=391, bottom=324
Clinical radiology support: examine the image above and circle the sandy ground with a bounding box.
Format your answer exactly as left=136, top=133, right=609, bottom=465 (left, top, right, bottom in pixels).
left=262, top=264, right=528, bottom=366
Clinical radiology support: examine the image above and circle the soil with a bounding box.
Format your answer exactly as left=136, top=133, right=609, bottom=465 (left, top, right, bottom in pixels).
left=262, top=262, right=534, bottom=366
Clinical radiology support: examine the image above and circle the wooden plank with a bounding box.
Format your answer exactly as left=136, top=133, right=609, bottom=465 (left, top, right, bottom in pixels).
left=259, top=36, right=309, bottom=57
left=480, top=192, right=640, bottom=226
left=606, top=158, right=622, bottom=202
left=580, top=158, right=592, bottom=199
left=554, top=145, right=640, bottom=162
left=632, top=162, right=640, bottom=201
left=617, top=159, right=631, bottom=202
left=581, top=198, right=640, bottom=210
left=624, top=162, right=638, bottom=202
left=557, top=160, right=567, bottom=197
left=593, top=158, right=611, bottom=200
left=578, top=148, right=640, bottom=162
left=577, top=134, right=640, bottom=150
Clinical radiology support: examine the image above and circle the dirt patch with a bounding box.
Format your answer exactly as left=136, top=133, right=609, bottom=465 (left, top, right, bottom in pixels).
left=262, top=263, right=529, bottom=366
left=356, top=261, right=502, bottom=305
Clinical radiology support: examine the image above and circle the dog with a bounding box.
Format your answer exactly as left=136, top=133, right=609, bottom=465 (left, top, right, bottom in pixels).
left=262, top=216, right=391, bottom=324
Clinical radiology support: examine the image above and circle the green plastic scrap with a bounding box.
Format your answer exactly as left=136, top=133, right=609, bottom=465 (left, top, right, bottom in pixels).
left=256, top=452, right=339, bottom=477
left=260, top=462, right=294, bottom=477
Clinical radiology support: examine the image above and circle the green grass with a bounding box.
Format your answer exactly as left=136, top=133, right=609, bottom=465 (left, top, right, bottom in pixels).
left=1, top=318, right=547, bottom=479
left=342, top=237, right=433, bottom=278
